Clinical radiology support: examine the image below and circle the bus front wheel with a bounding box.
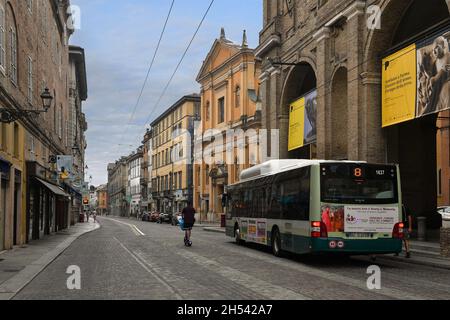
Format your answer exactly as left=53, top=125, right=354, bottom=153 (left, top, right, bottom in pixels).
left=272, top=229, right=282, bottom=257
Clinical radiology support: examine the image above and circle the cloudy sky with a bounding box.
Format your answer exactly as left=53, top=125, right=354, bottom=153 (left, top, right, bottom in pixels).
left=69, top=0, right=262, bottom=186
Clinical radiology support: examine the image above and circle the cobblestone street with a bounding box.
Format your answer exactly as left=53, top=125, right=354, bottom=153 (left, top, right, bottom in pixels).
left=12, top=217, right=450, bottom=300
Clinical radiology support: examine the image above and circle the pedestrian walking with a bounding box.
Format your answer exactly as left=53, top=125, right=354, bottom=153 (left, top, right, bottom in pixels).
left=396, top=205, right=413, bottom=258
left=181, top=202, right=196, bottom=247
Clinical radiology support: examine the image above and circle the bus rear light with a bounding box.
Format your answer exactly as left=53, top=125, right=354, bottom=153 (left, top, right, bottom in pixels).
left=393, top=222, right=404, bottom=239
left=311, top=221, right=328, bottom=238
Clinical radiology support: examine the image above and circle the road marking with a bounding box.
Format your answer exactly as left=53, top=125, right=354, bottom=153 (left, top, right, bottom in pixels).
left=132, top=225, right=145, bottom=236
left=175, top=248, right=311, bottom=300
left=113, top=237, right=182, bottom=300
left=105, top=218, right=145, bottom=236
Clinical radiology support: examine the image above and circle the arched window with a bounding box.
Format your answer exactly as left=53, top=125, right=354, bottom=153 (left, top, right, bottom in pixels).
left=8, top=6, right=17, bottom=84
left=235, top=86, right=240, bottom=108
left=0, top=5, right=5, bottom=70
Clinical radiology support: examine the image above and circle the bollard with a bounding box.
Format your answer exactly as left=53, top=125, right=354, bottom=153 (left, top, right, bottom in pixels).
left=417, top=217, right=427, bottom=241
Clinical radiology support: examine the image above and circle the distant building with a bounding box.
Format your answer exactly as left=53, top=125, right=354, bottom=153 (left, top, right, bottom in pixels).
left=107, top=158, right=127, bottom=216
left=89, top=185, right=97, bottom=212
left=151, top=94, right=200, bottom=214
left=96, top=184, right=108, bottom=215
left=142, top=129, right=153, bottom=212
left=126, top=148, right=143, bottom=218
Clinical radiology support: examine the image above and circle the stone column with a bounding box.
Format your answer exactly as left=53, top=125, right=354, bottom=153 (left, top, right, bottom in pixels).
left=313, top=27, right=331, bottom=159
left=361, top=72, right=385, bottom=163
left=269, top=67, right=283, bottom=158
left=345, top=2, right=365, bottom=160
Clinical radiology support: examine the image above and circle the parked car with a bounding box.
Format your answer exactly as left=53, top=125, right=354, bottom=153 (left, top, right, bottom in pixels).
left=438, top=206, right=450, bottom=221
left=141, top=212, right=150, bottom=222
left=171, top=212, right=182, bottom=226
left=158, top=212, right=171, bottom=224
left=150, top=211, right=160, bottom=222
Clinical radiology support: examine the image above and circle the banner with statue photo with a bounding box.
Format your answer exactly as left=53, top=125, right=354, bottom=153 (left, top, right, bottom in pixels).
left=382, top=26, right=450, bottom=127
left=288, top=90, right=317, bottom=151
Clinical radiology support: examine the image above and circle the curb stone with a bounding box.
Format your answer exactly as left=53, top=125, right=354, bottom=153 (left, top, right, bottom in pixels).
left=203, top=227, right=226, bottom=234
left=375, top=255, right=450, bottom=270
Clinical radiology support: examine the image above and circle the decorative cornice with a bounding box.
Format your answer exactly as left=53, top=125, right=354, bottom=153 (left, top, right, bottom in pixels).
left=361, top=72, right=381, bottom=85
left=255, top=34, right=281, bottom=58
left=313, top=27, right=331, bottom=43
left=343, top=1, right=366, bottom=21
left=259, top=71, right=270, bottom=82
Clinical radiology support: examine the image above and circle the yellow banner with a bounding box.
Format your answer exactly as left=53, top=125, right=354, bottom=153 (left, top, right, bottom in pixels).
left=382, top=44, right=417, bottom=127
left=288, top=97, right=305, bottom=151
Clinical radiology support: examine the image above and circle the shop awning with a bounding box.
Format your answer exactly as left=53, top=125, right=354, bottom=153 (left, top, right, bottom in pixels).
left=35, top=178, right=70, bottom=198
left=62, top=182, right=83, bottom=199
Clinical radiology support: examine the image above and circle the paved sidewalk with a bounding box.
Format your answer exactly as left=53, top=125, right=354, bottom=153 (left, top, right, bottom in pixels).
left=0, top=220, right=100, bottom=300
left=375, top=240, right=450, bottom=270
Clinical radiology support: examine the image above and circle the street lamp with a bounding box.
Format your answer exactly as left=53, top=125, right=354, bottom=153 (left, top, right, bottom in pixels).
left=40, top=88, right=53, bottom=112
left=0, top=88, right=54, bottom=123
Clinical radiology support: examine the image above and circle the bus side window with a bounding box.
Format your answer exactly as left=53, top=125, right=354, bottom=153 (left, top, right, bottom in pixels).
left=269, top=182, right=281, bottom=220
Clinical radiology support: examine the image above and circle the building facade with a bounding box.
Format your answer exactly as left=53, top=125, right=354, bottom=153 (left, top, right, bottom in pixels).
left=96, top=184, right=108, bottom=216
left=256, top=0, right=450, bottom=231
left=151, top=94, right=200, bottom=215
left=142, top=129, right=153, bottom=212
left=126, top=148, right=143, bottom=218
left=1, top=0, right=87, bottom=250
left=194, top=29, right=261, bottom=223
left=67, top=45, right=88, bottom=225
left=107, top=158, right=127, bottom=217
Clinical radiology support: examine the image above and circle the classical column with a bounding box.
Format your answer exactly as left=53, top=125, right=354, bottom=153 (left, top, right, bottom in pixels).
left=345, top=1, right=365, bottom=160
left=361, top=72, right=385, bottom=163
left=313, top=27, right=331, bottom=159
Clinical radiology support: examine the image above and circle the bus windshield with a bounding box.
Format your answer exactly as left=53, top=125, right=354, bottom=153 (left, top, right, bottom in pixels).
left=320, top=164, right=398, bottom=204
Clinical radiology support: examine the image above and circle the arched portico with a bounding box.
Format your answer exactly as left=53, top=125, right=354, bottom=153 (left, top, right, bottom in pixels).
left=364, top=0, right=450, bottom=230
left=280, top=62, right=317, bottom=159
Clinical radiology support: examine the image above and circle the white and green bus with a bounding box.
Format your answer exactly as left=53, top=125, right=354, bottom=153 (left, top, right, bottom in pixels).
left=225, top=160, right=405, bottom=257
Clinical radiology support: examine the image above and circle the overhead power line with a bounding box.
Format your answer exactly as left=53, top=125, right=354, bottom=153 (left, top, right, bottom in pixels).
left=135, top=0, right=215, bottom=143
left=117, top=0, right=176, bottom=149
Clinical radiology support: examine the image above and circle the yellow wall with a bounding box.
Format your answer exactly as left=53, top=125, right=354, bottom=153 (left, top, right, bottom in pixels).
left=194, top=40, right=261, bottom=220
left=151, top=100, right=197, bottom=193
left=0, top=120, right=27, bottom=248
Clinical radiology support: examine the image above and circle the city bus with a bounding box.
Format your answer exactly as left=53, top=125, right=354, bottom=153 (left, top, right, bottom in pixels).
left=225, top=160, right=404, bottom=257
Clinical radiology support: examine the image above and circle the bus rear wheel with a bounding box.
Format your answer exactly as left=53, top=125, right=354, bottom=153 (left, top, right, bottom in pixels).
left=272, top=229, right=282, bottom=257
